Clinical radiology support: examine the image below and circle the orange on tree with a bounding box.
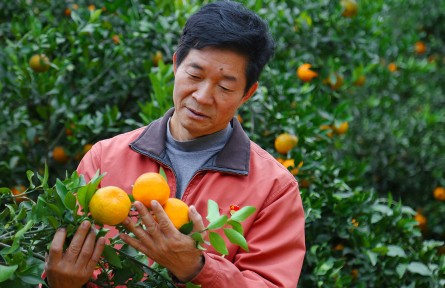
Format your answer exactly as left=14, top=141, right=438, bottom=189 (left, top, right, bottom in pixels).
left=162, top=198, right=190, bottom=229
left=388, top=62, right=397, bottom=72
left=64, top=7, right=71, bottom=17
left=320, top=124, right=334, bottom=138
left=433, top=186, right=445, bottom=201
left=152, top=51, right=163, bottom=67
left=297, top=63, right=318, bottom=82
left=132, top=172, right=170, bottom=208
left=89, top=186, right=131, bottom=225
left=341, top=0, right=358, bottom=18
left=353, top=75, right=366, bottom=86
left=414, top=210, right=427, bottom=232
left=52, top=146, right=69, bottom=163
left=11, top=185, right=28, bottom=203
left=414, top=41, right=426, bottom=55
left=274, top=133, right=298, bottom=154
left=88, top=4, right=96, bottom=11
left=333, top=121, right=349, bottom=135
left=324, top=73, right=344, bottom=90
left=112, top=34, right=120, bottom=44
left=29, top=54, right=50, bottom=73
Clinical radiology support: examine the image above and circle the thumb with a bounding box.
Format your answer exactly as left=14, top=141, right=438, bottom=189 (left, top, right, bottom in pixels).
left=189, top=205, right=206, bottom=234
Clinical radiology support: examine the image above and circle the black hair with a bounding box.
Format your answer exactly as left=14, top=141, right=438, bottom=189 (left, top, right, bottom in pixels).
left=175, top=1, right=275, bottom=93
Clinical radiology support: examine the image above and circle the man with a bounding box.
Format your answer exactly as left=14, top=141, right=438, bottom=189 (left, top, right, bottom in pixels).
left=45, top=1, right=305, bottom=287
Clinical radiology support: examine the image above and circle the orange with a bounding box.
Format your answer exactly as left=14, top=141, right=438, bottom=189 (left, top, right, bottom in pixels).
left=281, top=159, right=303, bottom=175
left=341, top=0, right=358, bottom=18
left=333, top=122, right=349, bottom=135
left=297, top=63, right=318, bottom=82
left=320, top=124, right=333, bottom=138
left=324, top=73, right=344, bottom=90
left=89, top=186, right=131, bottom=225
left=353, top=75, right=366, bottom=86
left=64, top=8, right=71, bottom=17
left=388, top=62, right=397, bottom=72
left=162, top=198, right=190, bottom=229
left=11, top=185, right=28, bottom=203
left=433, top=187, right=445, bottom=201
left=88, top=4, right=96, bottom=11
left=274, top=133, right=298, bottom=154
left=132, top=172, right=170, bottom=208
left=152, top=51, right=163, bottom=67
left=414, top=41, right=426, bottom=55
left=112, top=34, right=120, bottom=44
left=414, top=210, right=427, bottom=232
left=351, top=269, right=359, bottom=281
left=52, top=146, right=69, bottom=163
left=72, top=4, right=79, bottom=10
left=29, top=54, right=50, bottom=73
left=299, top=179, right=311, bottom=189
left=332, top=243, right=344, bottom=251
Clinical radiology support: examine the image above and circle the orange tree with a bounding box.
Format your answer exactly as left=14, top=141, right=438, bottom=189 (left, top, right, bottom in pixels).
left=1, top=0, right=444, bottom=287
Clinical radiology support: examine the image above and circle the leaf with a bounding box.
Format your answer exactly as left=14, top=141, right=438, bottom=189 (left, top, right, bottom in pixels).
left=227, top=220, right=244, bottom=235
left=206, top=215, right=228, bottom=230
left=406, top=262, right=432, bottom=276
left=229, top=206, right=256, bottom=223
left=366, top=250, right=378, bottom=266
left=186, top=282, right=202, bottom=288
left=26, top=170, right=36, bottom=189
left=0, top=187, right=11, bottom=195
left=103, top=245, right=123, bottom=268
left=387, top=245, right=406, bottom=258
left=77, top=170, right=104, bottom=213
left=206, top=200, right=220, bottom=223
left=224, top=228, right=249, bottom=251
left=0, top=264, right=18, bottom=282
left=56, top=179, right=68, bottom=204
left=64, top=192, right=77, bottom=211
left=179, top=221, right=193, bottom=235
left=159, top=166, right=167, bottom=182
left=209, top=232, right=228, bottom=255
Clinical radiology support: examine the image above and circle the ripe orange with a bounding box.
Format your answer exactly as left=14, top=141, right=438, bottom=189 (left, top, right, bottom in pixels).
left=433, top=186, right=445, bottom=201
left=11, top=185, right=28, bottom=203
left=52, top=146, right=69, bottom=163
left=152, top=51, right=163, bottom=67
left=162, top=198, right=190, bottom=229
left=29, top=54, right=50, bottom=73
left=89, top=186, right=131, bottom=226
left=297, top=63, right=318, bottom=82
left=388, top=62, right=397, bottom=72
left=88, top=4, right=96, bottom=11
left=320, top=124, right=334, bottom=138
left=341, top=0, right=358, bottom=18
left=324, top=73, right=344, bottom=90
left=333, top=121, right=349, bottom=135
left=112, top=34, right=120, bottom=44
left=414, top=41, right=426, bottom=55
left=414, top=210, right=427, bottom=232
left=132, top=172, right=170, bottom=208
left=353, top=75, right=366, bottom=86
left=64, top=8, right=71, bottom=17
left=274, top=133, right=298, bottom=154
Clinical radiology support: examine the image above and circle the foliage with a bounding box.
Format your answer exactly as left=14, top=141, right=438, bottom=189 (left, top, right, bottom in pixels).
left=0, top=0, right=444, bottom=287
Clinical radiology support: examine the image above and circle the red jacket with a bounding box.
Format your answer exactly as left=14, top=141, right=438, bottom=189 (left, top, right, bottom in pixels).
left=77, top=108, right=305, bottom=287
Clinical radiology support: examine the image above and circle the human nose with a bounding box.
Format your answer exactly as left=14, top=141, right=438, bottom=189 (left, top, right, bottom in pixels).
left=192, top=81, right=214, bottom=105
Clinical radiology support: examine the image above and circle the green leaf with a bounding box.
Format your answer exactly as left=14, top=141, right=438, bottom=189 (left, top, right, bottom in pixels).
left=0, top=264, right=18, bottom=282
left=224, top=228, right=249, bottom=251
left=103, top=245, right=123, bottom=269
left=26, top=170, right=36, bottom=189
left=64, top=192, right=77, bottom=211
left=227, top=220, right=244, bottom=235
left=0, top=187, right=11, bottom=195
left=366, top=250, right=378, bottom=266
left=229, top=206, right=256, bottom=223
left=179, top=221, right=193, bottom=235
left=406, top=262, right=432, bottom=276
left=387, top=245, right=406, bottom=258
left=206, top=215, right=228, bottom=230
left=206, top=200, right=220, bottom=223
left=186, top=282, right=202, bottom=288
left=159, top=166, right=167, bottom=182
left=55, top=179, right=68, bottom=203
left=77, top=170, right=104, bottom=214
left=209, top=232, right=228, bottom=255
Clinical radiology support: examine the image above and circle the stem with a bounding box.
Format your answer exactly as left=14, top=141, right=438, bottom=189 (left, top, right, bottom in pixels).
left=0, top=242, right=45, bottom=261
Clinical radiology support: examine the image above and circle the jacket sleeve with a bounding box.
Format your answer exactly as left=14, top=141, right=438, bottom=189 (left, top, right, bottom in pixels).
left=76, top=143, right=101, bottom=183
left=190, top=179, right=305, bottom=287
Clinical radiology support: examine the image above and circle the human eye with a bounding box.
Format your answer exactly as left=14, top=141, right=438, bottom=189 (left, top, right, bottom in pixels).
left=186, top=71, right=200, bottom=80
left=219, top=85, right=233, bottom=93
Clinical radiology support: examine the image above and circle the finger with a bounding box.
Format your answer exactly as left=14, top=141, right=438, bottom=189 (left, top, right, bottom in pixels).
left=189, top=205, right=205, bottom=233
left=48, top=227, right=67, bottom=265
left=150, top=200, right=176, bottom=236
left=64, top=221, right=91, bottom=263
left=119, top=232, right=150, bottom=256
left=75, top=229, right=96, bottom=267
left=121, top=214, right=154, bottom=247
left=86, top=237, right=105, bottom=272
left=134, top=201, right=158, bottom=235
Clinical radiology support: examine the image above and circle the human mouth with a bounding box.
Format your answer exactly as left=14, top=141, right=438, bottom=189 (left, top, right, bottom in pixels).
left=187, top=107, right=208, bottom=118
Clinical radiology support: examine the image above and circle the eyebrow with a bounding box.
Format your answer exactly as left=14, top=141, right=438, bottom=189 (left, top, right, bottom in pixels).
left=188, top=62, right=238, bottom=82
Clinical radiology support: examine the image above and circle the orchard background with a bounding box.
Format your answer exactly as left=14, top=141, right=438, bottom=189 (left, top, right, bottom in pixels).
left=1, top=0, right=444, bottom=287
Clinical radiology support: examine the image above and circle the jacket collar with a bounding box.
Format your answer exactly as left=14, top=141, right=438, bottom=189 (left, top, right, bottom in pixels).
left=129, top=108, right=250, bottom=175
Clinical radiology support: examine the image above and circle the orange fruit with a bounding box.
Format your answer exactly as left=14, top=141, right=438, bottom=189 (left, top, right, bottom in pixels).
left=52, top=146, right=69, bottom=163
left=414, top=210, right=427, bottom=232
left=132, top=172, right=170, bottom=208
left=72, top=4, right=79, bottom=10
left=333, top=121, right=349, bottom=135
left=274, top=133, right=298, bottom=154
left=341, top=0, right=358, bottom=18
left=320, top=124, right=334, bottom=138
left=353, top=75, right=366, bottom=86
left=64, top=8, right=71, bottom=17
left=351, top=269, right=359, bottom=281
left=324, top=73, right=344, bottom=90
left=388, top=62, right=397, bottom=72
left=112, top=34, right=120, bottom=44
left=332, top=243, right=344, bottom=251
left=11, top=185, right=28, bottom=203
left=299, top=179, right=311, bottom=189
left=162, top=198, right=190, bottom=229
left=152, top=51, right=163, bottom=67
left=29, top=54, right=50, bottom=73
left=88, top=4, right=96, bottom=11
left=414, top=41, right=426, bottom=55
left=89, top=186, right=131, bottom=225
left=433, top=187, right=445, bottom=201
left=297, top=63, right=318, bottom=82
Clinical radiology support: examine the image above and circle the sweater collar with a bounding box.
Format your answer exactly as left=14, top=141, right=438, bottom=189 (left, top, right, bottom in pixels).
left=129, top=108, right=250, bottom=175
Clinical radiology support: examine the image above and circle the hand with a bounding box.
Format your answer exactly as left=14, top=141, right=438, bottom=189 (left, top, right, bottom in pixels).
left=45, top=221, right=105, bottom=288
left=120, top=200, right=205, bottom=283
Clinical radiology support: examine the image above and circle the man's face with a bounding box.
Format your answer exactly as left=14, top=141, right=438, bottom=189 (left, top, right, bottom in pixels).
left=170, top=47, right=258, bottom=141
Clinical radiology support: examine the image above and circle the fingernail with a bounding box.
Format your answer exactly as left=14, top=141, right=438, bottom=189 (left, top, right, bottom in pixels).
left=82, top=221, right=90, bottom=228
left=190, top=205, right=197, bottom=214
left=57, top=226, right=66, bottom=232
left=122, top=218, right=129, bottom=225
left=151, top=200, right=158, bottom=208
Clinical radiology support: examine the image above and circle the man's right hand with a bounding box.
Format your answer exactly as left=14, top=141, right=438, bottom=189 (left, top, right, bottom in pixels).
left=45, top=221, right=105, bottom=288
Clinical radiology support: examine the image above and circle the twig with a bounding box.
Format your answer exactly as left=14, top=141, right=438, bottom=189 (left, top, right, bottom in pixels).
left=0, top=242, right=46, bottom=261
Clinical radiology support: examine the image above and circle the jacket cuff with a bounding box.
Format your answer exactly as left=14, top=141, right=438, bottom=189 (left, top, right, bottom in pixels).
left=189, top=252, right=220, bottom=285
